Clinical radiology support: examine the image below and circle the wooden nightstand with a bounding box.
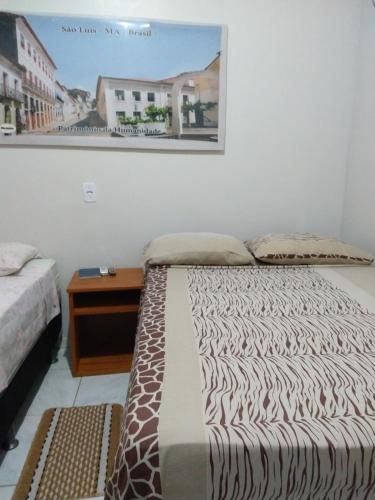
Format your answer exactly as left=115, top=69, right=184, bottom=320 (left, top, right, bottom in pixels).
left=67, top=268, right=144, bottom=377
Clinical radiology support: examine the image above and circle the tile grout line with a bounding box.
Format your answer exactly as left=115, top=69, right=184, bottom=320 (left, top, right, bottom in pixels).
left=72, top=377, right=82, bottom=406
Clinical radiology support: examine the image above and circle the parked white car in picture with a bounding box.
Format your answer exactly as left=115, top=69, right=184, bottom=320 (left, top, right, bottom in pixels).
left=0, top=123, right=16, bottom=136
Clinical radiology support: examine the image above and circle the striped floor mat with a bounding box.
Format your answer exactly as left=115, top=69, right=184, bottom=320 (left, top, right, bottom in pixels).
left=13, top=404, right=123, bottom=500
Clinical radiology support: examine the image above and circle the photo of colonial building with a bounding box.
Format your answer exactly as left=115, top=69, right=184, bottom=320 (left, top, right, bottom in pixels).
left=96, top=76, right=196, bottom=133
left=0, top=12, right=57, bottom=131
left=55, top=83, right=91, bottom=125
left=0, top=12, right=93, bottom=134
left=0, top=52, right=24, bottom=130
left=96, top=53, right=220, bottom=140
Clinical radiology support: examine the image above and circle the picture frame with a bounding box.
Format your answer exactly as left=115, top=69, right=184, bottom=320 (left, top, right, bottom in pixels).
left=0, top=10, right=227, bottom=151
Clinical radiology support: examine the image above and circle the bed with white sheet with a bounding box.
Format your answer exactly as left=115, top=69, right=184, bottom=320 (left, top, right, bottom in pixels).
left=0, top=258, right=60, bottom=392
left=0, top=258, right=61, bottom=451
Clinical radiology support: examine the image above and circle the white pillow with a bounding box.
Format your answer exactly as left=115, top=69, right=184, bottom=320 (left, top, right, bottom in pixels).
left=141, top=233, right=255, bottom=267
left=0, top=242, right=39, bottom=276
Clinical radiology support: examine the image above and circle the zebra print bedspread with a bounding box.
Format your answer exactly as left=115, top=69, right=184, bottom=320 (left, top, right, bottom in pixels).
left=107, top=265, right=375, bottom=500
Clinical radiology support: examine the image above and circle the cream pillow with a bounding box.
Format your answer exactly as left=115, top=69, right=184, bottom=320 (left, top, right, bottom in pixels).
left=245, top=233, right=373, bottom=265
left=0, top=242, right=39, bottom=276
left=142, top=233, right=255, bottom=267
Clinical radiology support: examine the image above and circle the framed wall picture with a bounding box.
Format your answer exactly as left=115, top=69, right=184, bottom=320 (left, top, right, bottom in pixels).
left=0, top=11, right=227, bottom=151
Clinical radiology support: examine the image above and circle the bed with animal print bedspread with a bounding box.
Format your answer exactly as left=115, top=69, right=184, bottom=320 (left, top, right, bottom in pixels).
left=106, top=264, right=375, bottom=500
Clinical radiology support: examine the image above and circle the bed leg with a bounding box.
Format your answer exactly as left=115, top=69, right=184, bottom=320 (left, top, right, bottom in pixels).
left=4, top=437, right=19, bottom=450
left=51, top=344, right=60, bottom=364
left=3, top=427, right=19, bottom=451
left=51, top=346, right=59, bottom=363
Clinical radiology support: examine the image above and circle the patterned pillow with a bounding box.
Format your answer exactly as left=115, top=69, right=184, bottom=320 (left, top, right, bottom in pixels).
left=142, top=233, right=255, bottom=267
left=0, top=242, right=39, bottom=276
left=245, top=233, right=373, bottom=265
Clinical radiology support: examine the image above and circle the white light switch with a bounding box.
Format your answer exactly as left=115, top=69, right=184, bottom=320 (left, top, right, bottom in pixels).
left=82, top=182, right=97, bottom=203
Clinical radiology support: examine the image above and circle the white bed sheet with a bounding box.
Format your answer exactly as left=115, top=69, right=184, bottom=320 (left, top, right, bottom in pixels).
left=0, top=258, right=60, bottom=392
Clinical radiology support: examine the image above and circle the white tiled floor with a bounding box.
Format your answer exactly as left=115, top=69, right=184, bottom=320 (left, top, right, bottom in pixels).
left=0, top=485, right=15, bottom=499
left=0, top=349, right=129, bottom=496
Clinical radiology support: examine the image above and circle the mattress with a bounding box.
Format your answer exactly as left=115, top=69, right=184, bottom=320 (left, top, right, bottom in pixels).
left=0, top=258, right=60, bottom=393
left=106, top=264, right=375, bottom=500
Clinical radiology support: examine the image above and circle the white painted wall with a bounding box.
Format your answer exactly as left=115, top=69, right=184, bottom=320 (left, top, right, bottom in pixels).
left=0, top=0, right=363, bottom=337
left=341, top=0, right=375, bottom=255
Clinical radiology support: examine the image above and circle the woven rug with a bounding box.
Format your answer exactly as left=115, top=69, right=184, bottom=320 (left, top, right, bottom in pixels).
left=13, top=404, right=123, bottom=500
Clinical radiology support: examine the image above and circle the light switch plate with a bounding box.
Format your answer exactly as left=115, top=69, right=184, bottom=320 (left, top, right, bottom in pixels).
left=82, top=182, right=96, bottom=203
